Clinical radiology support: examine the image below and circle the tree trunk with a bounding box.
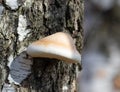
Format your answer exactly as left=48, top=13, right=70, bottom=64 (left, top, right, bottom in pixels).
left=0, top=0, right=83, bottom=92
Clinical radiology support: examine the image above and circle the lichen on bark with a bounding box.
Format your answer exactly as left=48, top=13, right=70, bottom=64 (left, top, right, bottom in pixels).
left=0, top=0, right=83, bottom=91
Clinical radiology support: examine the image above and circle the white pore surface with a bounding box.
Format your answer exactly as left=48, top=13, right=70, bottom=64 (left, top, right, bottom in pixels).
left=6, top=0, right=18, bottom=10
left=27, top=44, right=81, bottom=63
left=17, top=15, right=30, bottom=41
left=8, top=52, right=33, bottom=85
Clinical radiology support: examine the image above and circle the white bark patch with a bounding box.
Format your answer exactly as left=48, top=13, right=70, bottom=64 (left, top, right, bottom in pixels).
left=18, top=46, right=27, bottom=54
left=62, top=85, right=68, bottom=91
left=24, top=0, right=34, bottom=8
left=7, top=55, right=14, bottom=68
left=2, top=83, right=15, bottom=92
left=6, top=0, right=18, bottom=10
left=8, top=52, right=33, bottom=85
left=17, top=15, right=30, bottom=41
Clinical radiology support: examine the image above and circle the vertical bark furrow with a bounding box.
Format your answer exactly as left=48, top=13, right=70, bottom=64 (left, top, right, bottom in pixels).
left=0, top=0, right=83, bottom=91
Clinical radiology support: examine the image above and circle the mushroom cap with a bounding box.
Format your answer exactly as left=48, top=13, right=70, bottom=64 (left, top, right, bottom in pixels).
left=27, top=32, right=81, bottom=63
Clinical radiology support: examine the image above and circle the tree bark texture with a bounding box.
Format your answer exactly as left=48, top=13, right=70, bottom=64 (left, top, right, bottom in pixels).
left=0, top=0, right=83, bottom=92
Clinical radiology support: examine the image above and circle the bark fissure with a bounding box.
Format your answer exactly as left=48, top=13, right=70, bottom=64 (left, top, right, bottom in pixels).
left=0, top=0, right=83, bottom=91
left=13, top=16, right=19, bottom=56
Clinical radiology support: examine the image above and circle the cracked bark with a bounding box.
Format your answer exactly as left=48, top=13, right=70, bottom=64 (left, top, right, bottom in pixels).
left=0, top=0, right=83, bottom=92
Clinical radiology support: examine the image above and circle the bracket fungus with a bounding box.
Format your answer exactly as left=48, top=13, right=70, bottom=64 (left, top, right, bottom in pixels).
left=27, top=32, right=81, bottom=63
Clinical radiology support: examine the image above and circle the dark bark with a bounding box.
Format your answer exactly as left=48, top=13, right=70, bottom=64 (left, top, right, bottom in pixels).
left=0, top=0, right=83, bottom=92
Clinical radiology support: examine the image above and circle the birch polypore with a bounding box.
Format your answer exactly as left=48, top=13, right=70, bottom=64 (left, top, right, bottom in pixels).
left=27, top=32, right=81, bottom=63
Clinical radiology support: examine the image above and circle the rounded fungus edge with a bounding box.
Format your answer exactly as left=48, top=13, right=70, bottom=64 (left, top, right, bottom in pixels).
left=27, top=32, right=81, bottom=63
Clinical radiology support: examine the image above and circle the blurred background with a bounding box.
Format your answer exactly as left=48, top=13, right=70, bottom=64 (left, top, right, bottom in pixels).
left=79, top=0, right=120, bottom=92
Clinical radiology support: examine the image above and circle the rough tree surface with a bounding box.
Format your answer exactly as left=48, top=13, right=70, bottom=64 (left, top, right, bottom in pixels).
left=0, top=0, right=83, bottom=92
